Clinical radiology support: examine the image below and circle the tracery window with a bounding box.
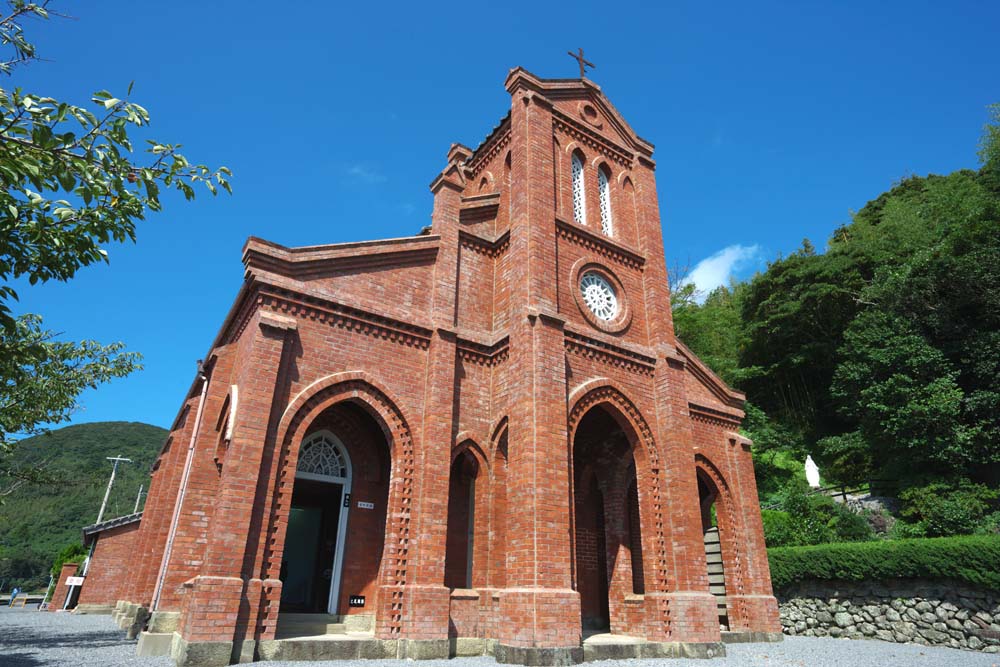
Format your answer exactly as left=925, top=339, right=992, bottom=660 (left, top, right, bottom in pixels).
left=598, top=167, right=613, bottom=236
left=297, top=432, right=348, bottom=479
left=580, top=271, right=619, bottom=321
left=572, top=153, right=586, bottom=225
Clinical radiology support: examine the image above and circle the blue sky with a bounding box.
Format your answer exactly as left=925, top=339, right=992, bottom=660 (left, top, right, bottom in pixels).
left=10, top=1, right=999, bottom=429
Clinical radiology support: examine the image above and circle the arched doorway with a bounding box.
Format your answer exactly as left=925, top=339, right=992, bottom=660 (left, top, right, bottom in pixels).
left=280, top=431, right=352, bottom=613
left=698, top=471, right=728, bottom=630
left=279, top=401, right=392, bottom=617
left=572, top=405, right=644, bottom=634
left=445, top=449, right=480, bottom=589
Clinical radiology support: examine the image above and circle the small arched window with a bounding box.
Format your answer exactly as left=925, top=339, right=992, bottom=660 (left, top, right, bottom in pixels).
left=598, top=167, right=613, bottom=236
left=571, top=152, right=586, bottom=225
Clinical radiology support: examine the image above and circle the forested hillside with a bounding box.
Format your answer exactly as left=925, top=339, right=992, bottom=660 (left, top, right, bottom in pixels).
left=0, top=422, right=165, bottom=590
left=674, top=105, right=1000, bottom=544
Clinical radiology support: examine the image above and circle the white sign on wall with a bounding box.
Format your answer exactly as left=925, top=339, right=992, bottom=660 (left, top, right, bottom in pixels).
left=66, top=576, right=85, bottom=586
left=356, top=501, right=375, bottom=510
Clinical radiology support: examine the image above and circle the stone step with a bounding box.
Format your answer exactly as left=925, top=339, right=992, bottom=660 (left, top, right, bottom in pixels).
left=275, top=613, right=367, bottom=639
left=581, top=634, right=725, bottom=660
left=275, top=613, right=375, bottom=635
left=137, top=632, right=173, bottom=657
left=258, top=635, right=395, bottom=662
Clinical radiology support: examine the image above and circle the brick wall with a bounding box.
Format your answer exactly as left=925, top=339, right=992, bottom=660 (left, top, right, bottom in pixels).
left=77, top=522, right=140, bottom=607
left=50, top=562, right=79, bottom=611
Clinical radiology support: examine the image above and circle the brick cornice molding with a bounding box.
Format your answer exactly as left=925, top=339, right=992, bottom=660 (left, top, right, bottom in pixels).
left=256, top=287, right=433, bottom=350
left=429, top=168, right=466, bottom=193
left=468, top=127, right=511, bottom=177
left=460, top=192, right=500, bottom=211
left=258, top=311, right=297, bottom=332
left=676, top=339, right=745, bottom=409
left=456, top=334, right=510, bottom=367
left=555, top=217, right=645, bottom=270
left=458, top=229, right=510, bottom=258
left=564, top=329, right=655, bottom=377
left=553, top=112, right=634, bottom=169
left=689, top=401, right=743, bottom=427
left=243, top=234, right=439, bottom=279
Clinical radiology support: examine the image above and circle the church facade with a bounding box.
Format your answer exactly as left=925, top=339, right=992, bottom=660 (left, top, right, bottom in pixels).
left=99, top=67, right=781, bottom=665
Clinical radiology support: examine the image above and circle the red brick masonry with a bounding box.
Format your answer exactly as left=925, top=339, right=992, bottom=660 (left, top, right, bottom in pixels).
left=51, top=562, right=79, bottom=611
left=93, top=67, right=781, bottom=659
left=78, top=518, right=141, bottom=607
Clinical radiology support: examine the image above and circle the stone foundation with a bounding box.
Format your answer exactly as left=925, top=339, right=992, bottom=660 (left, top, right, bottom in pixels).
left=777, top=579, right=1000, bottom=652
left=74, top=603, right=115, bottom=615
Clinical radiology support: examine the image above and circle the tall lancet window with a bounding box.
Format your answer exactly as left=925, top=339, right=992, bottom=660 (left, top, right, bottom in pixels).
left=598, top=167, right=613, bottom=236
left=572, top=153, right=586, bottom=225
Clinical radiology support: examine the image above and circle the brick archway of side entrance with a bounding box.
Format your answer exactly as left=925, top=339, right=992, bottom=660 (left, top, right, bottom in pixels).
left=267, top=371, right=417, bottom=639
left=695, top=453, right=748, bottom=626
left=566, top=378, right=672, bottom=633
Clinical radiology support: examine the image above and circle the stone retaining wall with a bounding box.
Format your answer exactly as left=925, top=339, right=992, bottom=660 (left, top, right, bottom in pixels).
left=777, top=579, right=1000, bottom=652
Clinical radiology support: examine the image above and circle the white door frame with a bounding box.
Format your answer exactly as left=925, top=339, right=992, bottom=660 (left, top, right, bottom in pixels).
left=294, top=430, right=352, bottom=615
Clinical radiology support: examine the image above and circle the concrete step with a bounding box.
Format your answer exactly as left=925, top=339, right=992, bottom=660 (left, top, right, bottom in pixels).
left=258, top=634, right=392, bottom=662
left=276, top=613, right=349, bottom=639
left=137, top=632, right=173, bottom=657
left=582, top=634, right=725, bottom=660
left=275, top=623, right=348, bottom=639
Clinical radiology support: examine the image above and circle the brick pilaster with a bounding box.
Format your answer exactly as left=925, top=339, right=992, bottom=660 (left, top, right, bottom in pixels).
left=178, top=311, right=295, bottom=648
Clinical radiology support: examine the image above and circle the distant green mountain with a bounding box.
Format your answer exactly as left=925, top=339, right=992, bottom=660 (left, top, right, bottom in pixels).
left=0, top=421, right=166, bottom=591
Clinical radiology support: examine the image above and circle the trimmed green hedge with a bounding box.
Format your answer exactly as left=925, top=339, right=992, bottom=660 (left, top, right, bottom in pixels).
left=767, top=534, right=1000, bottom=592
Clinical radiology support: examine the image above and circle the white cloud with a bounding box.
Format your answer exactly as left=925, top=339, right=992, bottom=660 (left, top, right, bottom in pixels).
left=345, top=164, right=386, bottom=184
left=680, top=244, right=762, bottom=303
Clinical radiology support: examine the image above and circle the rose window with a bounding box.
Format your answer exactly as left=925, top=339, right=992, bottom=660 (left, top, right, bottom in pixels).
left=580, top=272, right=618, bottom=321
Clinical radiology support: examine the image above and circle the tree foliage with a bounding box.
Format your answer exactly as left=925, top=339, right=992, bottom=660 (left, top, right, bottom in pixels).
left=673, top=104, right=1000, bottom=512
left=0, top=1, right=231, bottom=329
left=1, top=314, right=140, bottom=482
left=0, top=2, right=229, bottom=474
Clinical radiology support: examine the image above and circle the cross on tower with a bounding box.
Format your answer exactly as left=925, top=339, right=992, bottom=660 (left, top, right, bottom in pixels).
left=567, top=47, right=595, bottom=79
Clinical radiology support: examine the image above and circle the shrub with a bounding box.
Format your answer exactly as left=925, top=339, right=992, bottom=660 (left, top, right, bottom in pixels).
left=49, top=543, right=87, bottom=578
left=976, top=511, right=1000, bottom=536
left=761, top=510, right=797, bottom=547
left=767, top=534, right=1000, bottom=591
left=771, top=479, right=875, bottom=546
left=898, top=481, right=999, bottom=537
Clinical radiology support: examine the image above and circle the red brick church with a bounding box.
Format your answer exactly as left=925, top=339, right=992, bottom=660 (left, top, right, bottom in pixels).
left=81, top=65, right=781, bottom=665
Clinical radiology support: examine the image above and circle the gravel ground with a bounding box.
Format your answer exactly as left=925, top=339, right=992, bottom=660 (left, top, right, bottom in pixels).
left=0, top=605, right=171, bottom=667
left=2, top=605, right=998, bottom=667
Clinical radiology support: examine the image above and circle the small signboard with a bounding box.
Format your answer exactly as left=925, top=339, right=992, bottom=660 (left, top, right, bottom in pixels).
left=66, top=576, right=85, bottom=586
left=349, top=595, right=365, bottom=608
left=357, top=501, right=375, bottom=510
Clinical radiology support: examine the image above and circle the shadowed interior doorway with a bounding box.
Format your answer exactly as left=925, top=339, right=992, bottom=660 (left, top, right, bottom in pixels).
left=280, top=431, right=351, bottom=614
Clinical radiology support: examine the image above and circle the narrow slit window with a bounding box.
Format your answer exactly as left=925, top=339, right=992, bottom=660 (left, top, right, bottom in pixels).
left=572, top=153, right=586, bottom=225
left=598, top=168, right=613, bottom=236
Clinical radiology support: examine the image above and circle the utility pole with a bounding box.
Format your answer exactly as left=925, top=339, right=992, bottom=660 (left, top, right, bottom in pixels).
left=96, top=455, right=132, bottom=525
left=133, top=484, right=144, bottom=514
left=65, top=455, right=132, bottom=610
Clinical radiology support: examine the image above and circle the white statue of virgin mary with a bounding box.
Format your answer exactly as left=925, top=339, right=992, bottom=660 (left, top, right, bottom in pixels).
left=804, top=455, right=821, bottom=488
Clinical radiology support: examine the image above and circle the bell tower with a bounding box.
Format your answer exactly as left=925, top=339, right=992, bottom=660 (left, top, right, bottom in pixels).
left=425, top=67, right=780, bottom=662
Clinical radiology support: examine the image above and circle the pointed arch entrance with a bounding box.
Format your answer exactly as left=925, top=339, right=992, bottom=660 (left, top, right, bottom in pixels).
left=277, top=400, right=392, bottom=617
left=571, top=403, right=647, bottom=634
left=280, top=431, right=352, bottom=613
